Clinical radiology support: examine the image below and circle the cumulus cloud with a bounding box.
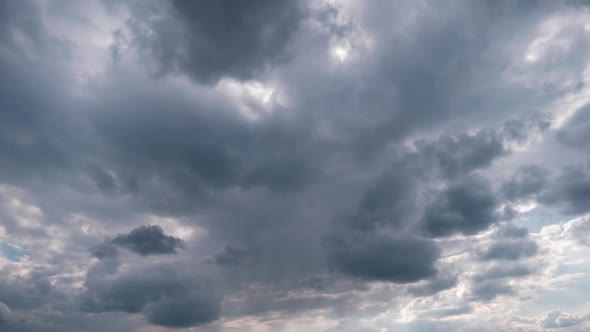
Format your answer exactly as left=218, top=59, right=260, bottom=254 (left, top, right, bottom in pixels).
left=81, top=262, right=220, bottom=327
left=540, top=310, right=588, bottom=329
left=119, top=0, right=305, bottom=83
left=325, top=230, right=440, bottom=282
left=109, top=225, right=185, bottom=256
left=422, top=175, right=499, bottom=237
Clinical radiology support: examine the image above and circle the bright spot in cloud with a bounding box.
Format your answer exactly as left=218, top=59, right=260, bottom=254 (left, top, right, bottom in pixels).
left=331, top=45, right=350, bottom=63
left=513, top=201, right=538, bottom=214
left=525, top=52, right=539, bottom=63
left=217, top=79, right=284, bottom=120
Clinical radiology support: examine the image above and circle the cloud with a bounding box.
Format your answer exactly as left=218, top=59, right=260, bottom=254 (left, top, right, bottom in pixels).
left=210, top=245, right=247, bottom=266
left=119, top=0, right=305, bottom=83
left=473, top=263, right=535, bottom=282
left=502, top=165, right=549, bottom=201
left=541, top=165, right=590, bottom=215
left=413, top=129, right=506, bottom=179
left=480, top=239, right=538, bottom=261
left=2, top=0, right=590, bottom=330
left=407, top=274, right=458, bottom=297
left=479, top=224, right=538, bottom=261
left=325, top=230, right=440, bottom=282
left=142, top=290, right=221, bottom=328
left=540, top=310, right=588, bottom=329
left=556, top=103, right=590, bottom=151
left=422, top=175, right=499, bottom=237
left=81, top=262, right=220, bottom=327
left=470, top=280, right=514, bottom=301
left=89, top=243, right=119, bottom=260
left=109, top=225, right=185, bottom=256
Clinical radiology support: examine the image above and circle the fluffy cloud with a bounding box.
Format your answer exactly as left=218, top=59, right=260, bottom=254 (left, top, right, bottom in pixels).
left=109, top=225, right=185, bottom=256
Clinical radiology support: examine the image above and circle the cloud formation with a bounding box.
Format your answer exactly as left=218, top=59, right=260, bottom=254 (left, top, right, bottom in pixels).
left=2, top=0, right=590, bottom=331
left=109, top=225, right=185, bottom=256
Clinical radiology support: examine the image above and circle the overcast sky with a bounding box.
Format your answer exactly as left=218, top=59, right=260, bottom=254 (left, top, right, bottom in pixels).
left=2, top=0, right=590, bottom=331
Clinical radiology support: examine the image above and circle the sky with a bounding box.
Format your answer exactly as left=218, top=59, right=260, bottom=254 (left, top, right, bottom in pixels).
left=2, top=0, right=590, bottom=331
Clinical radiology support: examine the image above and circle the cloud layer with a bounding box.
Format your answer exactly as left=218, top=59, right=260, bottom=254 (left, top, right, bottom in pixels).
left=2, top=0, right=590, bottom=331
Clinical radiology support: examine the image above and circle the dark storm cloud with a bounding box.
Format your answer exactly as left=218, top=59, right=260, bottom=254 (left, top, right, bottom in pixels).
left=325, top=231, right=440, bottom=282
left=142, top=290, right=221, bottom=328
left=422, top=175, right=499, bottom=237
left=350, top=171, right=417, bottom=231
left=86, top=76, right=328, bottom=217
left=91, top=94, right=248, bottom=193
left=109, top=225, right=184, bottom=256
left=81, top=263, right=220, bottom=327
left=320, top=124, right=528, bottom=286
left=121, top=0, right=304, bottom=83
left=347, top=125, right=520, bottom=233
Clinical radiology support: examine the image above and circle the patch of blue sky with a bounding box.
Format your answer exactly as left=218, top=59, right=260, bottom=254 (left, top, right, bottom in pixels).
left=0, top=242, right=28, bottom=262
left=517, top=262, right=590, bottom=317
left=517, top=206, right=570, bottom=233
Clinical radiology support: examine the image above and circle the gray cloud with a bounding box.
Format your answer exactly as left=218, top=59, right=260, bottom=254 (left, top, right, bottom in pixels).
left=541, top=165, right=590, bottom=215
left=502, top=165, right=549, bottom=201
left=89, top=243, right=119, bottom=260
left=81, top=262, right=220, bottom=327
left=142, top=289, right=221, bottom=328
left=210, top=245, right=247, bottom=267
left=325, top=230, right=440, bottom=282
left=470, top=280, right=514, bottom=301
left=413, top=130, right=506, bottom=179
left=422, top=175, right=499, bottom=237
left=109, top=225, right=184, bottom=256
left=470, top=263, right=535, bottom=301
left=1, top=0, right=590, bottom=330
left=119, top=0, right=304, bottom=83
left=557, top=103, right=590, bottom=151
left=479, top=224, right=538, bottom=261
left=480, top=239, right=538, bottom=261
left=407, top=274, right=458, bottom=297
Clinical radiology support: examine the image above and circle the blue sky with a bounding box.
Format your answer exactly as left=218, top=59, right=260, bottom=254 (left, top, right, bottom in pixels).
left=0, top=243, right=27, bottom=262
